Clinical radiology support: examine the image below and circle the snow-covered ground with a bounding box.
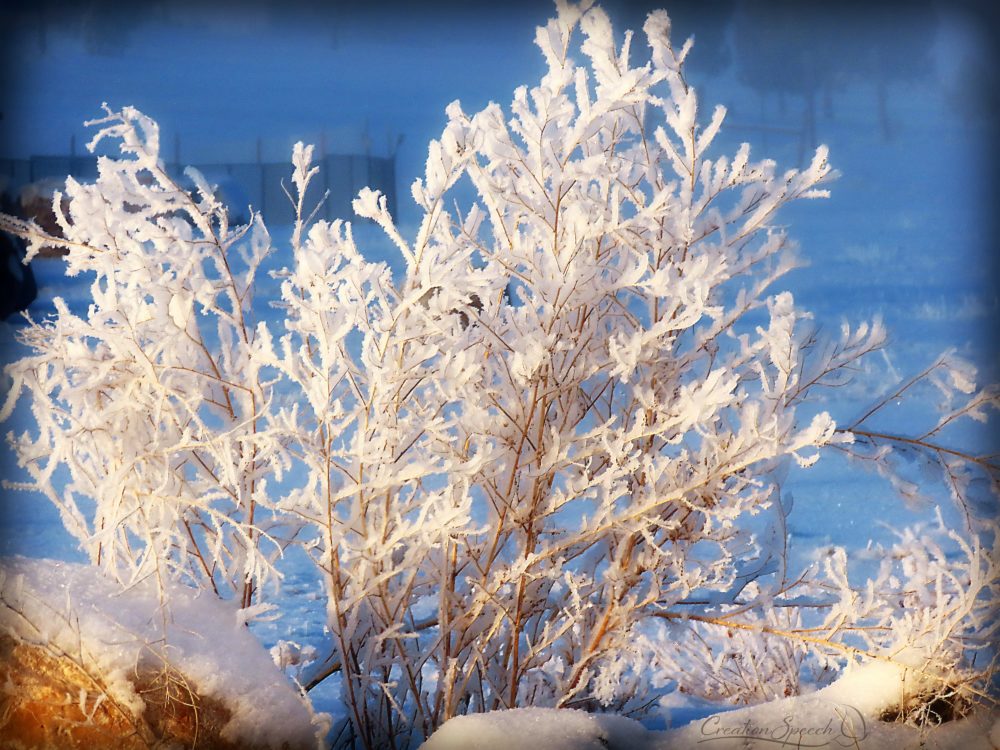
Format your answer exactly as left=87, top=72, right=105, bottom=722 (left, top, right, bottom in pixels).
left=423, top=681, right=1000, bottom=750
left=1, top=4, right=997, bottom=748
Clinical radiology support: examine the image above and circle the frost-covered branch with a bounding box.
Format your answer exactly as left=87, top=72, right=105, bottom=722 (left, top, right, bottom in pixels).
left=1, top=105, right=289, bottom=599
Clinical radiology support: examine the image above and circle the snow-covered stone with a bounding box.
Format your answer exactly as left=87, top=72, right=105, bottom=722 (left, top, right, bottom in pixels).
left=0, top=556, right=325, bottom=749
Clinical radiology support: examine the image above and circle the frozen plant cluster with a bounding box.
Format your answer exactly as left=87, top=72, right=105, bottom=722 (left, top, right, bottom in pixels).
left=0, top=107, right=287, bottom=610
left=1, top=2, right=997, bottom=748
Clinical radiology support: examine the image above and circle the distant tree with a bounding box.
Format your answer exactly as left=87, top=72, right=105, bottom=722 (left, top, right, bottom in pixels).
left=733, top=0, right=935, bottom=146
left=2, top=0, right=156, bottom=57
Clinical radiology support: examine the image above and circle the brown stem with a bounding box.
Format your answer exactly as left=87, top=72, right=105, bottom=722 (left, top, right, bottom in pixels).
left=655, top=611, right=999, bottom=706
left=843, top=428, right=998, bottom=475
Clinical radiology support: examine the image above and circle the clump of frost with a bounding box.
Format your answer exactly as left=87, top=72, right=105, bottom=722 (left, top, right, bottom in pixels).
left=0, top=555, right=327, bottom=748
left=271, top=639, right=320, bottom=680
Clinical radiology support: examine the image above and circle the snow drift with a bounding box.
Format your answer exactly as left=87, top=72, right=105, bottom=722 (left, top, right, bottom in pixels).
left=422, top=670, right=1000, bottom=750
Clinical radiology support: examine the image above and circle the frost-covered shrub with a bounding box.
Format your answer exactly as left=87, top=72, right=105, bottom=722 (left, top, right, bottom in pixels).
left=2, top=2, right=997, bottom=748
left=0, top=107, right=290, bottom=606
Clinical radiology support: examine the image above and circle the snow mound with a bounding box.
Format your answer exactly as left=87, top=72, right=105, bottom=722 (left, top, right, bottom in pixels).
left=421, top=660, right=999, bottom=750
left=0, top=556, right=324, bottom=748
left=666, top=656, right=996, bottom=749
left=420, top=706, right=655, bottom=750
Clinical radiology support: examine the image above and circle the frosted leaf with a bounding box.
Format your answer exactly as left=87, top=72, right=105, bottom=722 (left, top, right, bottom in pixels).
left=167, top=292, right=193, bottom=331
left=290, top=141, right=318, bottom=196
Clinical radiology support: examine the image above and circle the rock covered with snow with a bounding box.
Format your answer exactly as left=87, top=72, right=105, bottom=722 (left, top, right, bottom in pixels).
left=0, top=556, right=325, bottom=749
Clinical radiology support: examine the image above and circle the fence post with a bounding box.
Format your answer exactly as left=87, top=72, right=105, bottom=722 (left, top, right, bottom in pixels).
left=321, top=130, right=329, bottom=220
left=257, top=136, right=265, bottom=217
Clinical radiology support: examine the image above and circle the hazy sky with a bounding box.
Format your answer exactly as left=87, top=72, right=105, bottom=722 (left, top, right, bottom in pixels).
left=1, top=5, right=991, bottom=142
left=1, top=2, right=548, bottom=166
